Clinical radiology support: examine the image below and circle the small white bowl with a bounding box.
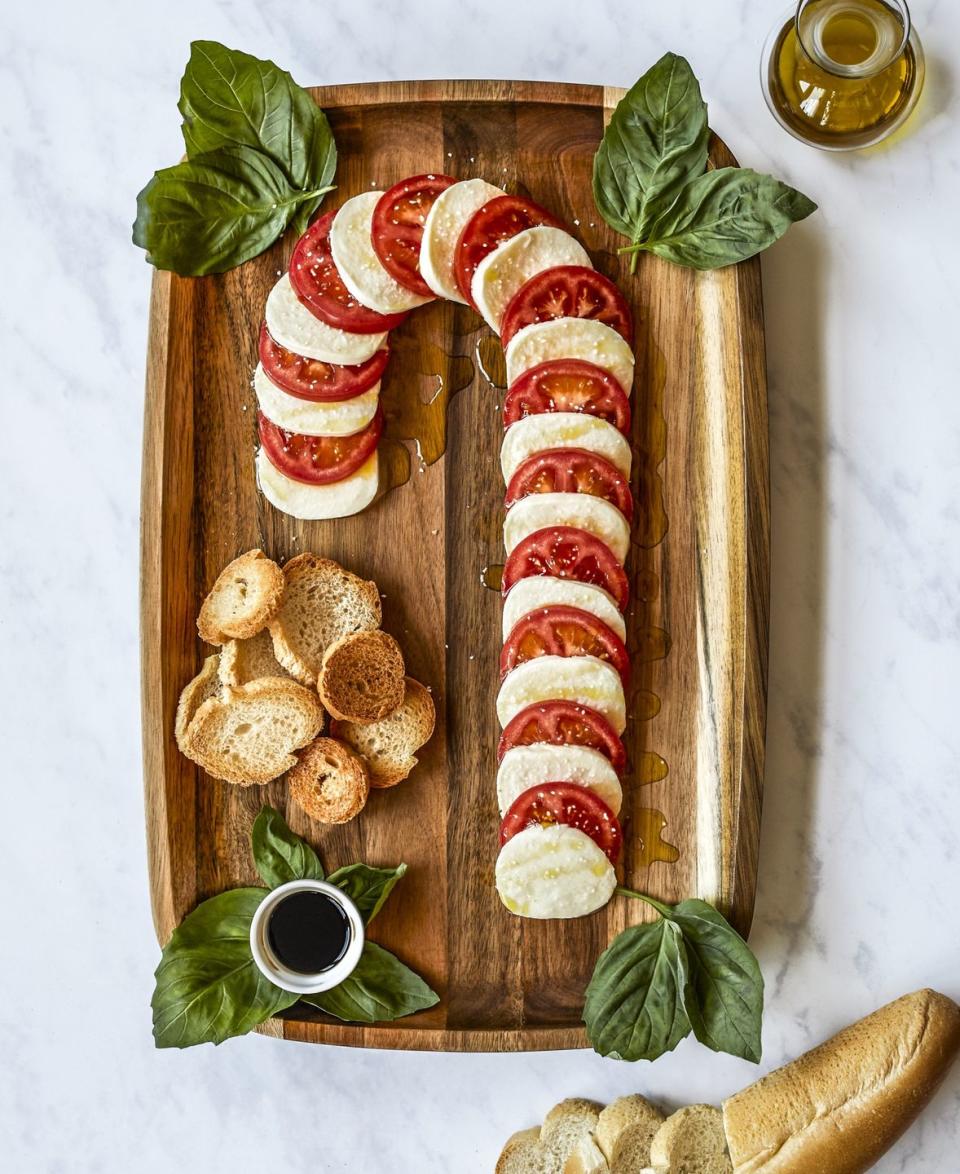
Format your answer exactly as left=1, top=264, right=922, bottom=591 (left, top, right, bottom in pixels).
left=249, top=879, right=365, bottom=995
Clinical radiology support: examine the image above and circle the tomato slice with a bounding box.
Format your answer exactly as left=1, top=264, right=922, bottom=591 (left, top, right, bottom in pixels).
left=497, top=700, right=627, bottom=771
left=500, top=265, right=634, bottom=348
left=499, top=782, right=623, bottom=863
left=257, top=408, right=383, bottom=485
left=454, top=195, right=564, bottom=308
left=372, top=174, right=455, bottom=298
left=289, top=212, right=408, bottom=333
left=258, top=324, right=388, bottom=403
left=500, top=604, right=630, bottom=686
left=502, top=526, right=629, bottom=610
left=505, top=448, right=634, bottom=520
left=503, top=360, right=632, bottom=435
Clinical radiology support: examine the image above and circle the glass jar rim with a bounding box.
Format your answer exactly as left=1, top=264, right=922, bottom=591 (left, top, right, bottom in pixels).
left=795, top=0, right=911, bottom=78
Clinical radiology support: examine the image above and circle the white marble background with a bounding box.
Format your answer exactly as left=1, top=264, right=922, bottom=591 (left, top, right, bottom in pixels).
left=2, top=0, right=958, bottom=1170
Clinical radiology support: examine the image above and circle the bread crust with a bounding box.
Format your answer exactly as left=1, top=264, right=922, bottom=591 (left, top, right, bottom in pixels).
left=289, top=737, right=370, bottom=824
left=318, top=629, right=406, bottom=722
left=197, top=549, right=284, bottom=644
left=723, top=989, right=960, bottom=1173
left=174, top=654, right=221, bottom=751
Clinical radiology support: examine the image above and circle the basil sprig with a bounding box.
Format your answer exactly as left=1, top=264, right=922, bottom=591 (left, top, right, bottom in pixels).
left=595, top=52, right=815, bottom=270
left=583, top=889, right=763, bottom=1063
left=150, top=807, right=437, bottom=1048
left=133, top=42, right=336, bottom=275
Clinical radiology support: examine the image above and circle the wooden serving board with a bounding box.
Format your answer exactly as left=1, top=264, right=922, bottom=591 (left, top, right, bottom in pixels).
left=141, top=80, right=769, bottom=1052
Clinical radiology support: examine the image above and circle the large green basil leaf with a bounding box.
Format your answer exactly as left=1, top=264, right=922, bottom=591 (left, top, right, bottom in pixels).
left=133, top=145, right=319, bottom=275
left=666, top=899, right=764, bottom=1062
left=251, top=806, right=324, bottom=889
left=151, top=887, right=296, bottom=1048
left=641, top=167, right=817, bottom=269
left=583, top=918, right=692, bottom=1061
left=593, top=52, right=709, bottom=243
left=301, top=942, right=439, bottom=1023
left=327, top=862, right=407, bottom=924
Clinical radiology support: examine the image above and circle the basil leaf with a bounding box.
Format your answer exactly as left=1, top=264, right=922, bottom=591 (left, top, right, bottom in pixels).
left=133, top=145, right=322, bottom=275
left=327, top=862, right=407, bottom=924
left=666, top=899, right=763, bottom=1062
left=593, top=52, right=709, bottom=243
left=151, top=887, right=296, bottom=1048
left=301, top=942, right=439, bottom=1023
left=641, top=167, right=817, bottom=269
left=251, top=806, right=324, bottom=888
left=583, top=919, right=691, bottom=1061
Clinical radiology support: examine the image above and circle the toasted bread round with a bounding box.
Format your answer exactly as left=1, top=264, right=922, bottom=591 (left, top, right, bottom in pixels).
left=318, top=629, right=406, bottom=722
left=219, top=628, right=290, bottom=686
left=268, top=553, right=382, bottom=686
left=331, top=677, right=435, bottom=788
left=289, top=736, right=370, bottom=824
left=197, top=549, right=284, bottom=644
left=175, top=655, right=221, bottom=752
left=648, top=1105, right=730, bottom=1174
left=181, top=677, right=323, bottom=786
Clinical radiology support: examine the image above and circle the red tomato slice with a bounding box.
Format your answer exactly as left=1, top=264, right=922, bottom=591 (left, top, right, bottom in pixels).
left=289, top=212, right=408, bottom=333
left=503, top=360, right=632, bottom=435
left=500, top=605, right=631, bottom=686
left=505, top=448, right=633, bottom=520
left=502, top=526, right=629, bottom=610
left=258, top=324, right=388, bottom=403
left=497, top=700, right=627, bottom=772
left=257, top=408, right=383, bottom=486
left=454, top=195, right=564, bottom=308
left=500, top=266, right=634, bottom=348
left=372, top=174, right=455, bottom=298
left=499, top=782, right=623, bottom=863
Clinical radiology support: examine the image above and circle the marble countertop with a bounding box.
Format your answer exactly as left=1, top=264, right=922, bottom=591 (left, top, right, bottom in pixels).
left=2, top=0, right=959, bottom=1170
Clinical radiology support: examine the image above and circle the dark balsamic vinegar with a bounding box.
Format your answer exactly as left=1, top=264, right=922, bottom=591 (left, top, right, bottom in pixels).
left=267, top=891, right=351, bottom=974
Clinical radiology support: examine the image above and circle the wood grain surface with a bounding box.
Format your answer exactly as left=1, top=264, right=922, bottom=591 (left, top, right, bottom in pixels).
left=141, top=79, right=769, bottom=1052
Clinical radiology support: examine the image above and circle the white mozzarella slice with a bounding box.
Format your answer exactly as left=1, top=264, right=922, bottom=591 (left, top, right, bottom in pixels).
left=265, top=274, right=386, bottom=365
left=471, top=226, right=591, bottom=333
left=497, top=745, right=623, bottom=816
left=256, top=449, right=378, bottom=520
left=496, top=655, right=626, bottom=733
left=420, top=178, right=504, bottom=303
left=502, top=576, right=626, bottom=643
left=254, top=364, right=379, bottom=437
left=495, top=824, right=616, bottom=919
left=501, top=412, right=632, bottom=482
left=329, top=192, right=432, bottom=314
left=505, top=318, right=635, bottom=398
left=504, top=492, right=630, bottom=564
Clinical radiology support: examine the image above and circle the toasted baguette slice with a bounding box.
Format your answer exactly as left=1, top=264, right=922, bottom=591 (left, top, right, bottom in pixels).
left=289, top=736, right=369, bottom=824
left=649, top=1105, right=730, bottom=1174
left=219, top=628, right=290, bottom=686
left=268, top=554, right=381, bottom=686
left=181, top=677, right=323, bottom=785
left=174, top=655, right=221, bottom=752
left=597, top=1096, right=665, bottom=1166
left=330, top=677, right=435, bottom=787
left=498, top=1101, right=603, bottom=1174
left=197, top=549, right=284, bottom=644
left=723, top=988, right=960, bottom=1173
left=318, top=629, right=405, bottom=721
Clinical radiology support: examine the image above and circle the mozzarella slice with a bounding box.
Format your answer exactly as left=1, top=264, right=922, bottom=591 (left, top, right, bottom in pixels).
left=471, top=226, right=591, bottom=333
left=495, top=824, right=616, bottom=919
left=265, top=274, right=387, bottom=365
left=505, top=318, right=635, bottom=397
left=496, top=655, right=626, bottom=733
left=501, top=413, right=632, bottom=482
left=420, top=178, right=504, bottom=303
left=497, top=745, right=623, bottom=816
left=504, top=492, right=630, bottom=564
left=329, top=192, right=432, bottom=315
left=256, top=449, right=378, bottom=520
left=502, top=576, right=626, bottom=643
left=254, top=364, right=379, bottom=437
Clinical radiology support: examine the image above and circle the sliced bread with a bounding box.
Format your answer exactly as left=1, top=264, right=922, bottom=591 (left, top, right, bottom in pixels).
left=174, top=654, right=221, bottom=752
left=318, top=629, right=406, bottom=722
left=648, top=1105, right=731, bottom=1174
left=564, top=1137, right=609, bottom=1174
left=497, top=1101, right=603, bottom=1174
left=219, top=628, right=290, bottom=686
left=180, top=677, right=323, bottom=785
left=598, top=1096, right=665, bottom=1170
left=330, top=677, right=435, bottom=788
left=268, top=554, right=382, bottom=686
left=197, top=549, right=284, bottom=644
left=289, top=737, right=370, bottom=824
